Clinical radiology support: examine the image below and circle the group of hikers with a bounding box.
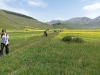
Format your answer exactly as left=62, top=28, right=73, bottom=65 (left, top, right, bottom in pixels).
left=0, top=29, right=59, bottom=57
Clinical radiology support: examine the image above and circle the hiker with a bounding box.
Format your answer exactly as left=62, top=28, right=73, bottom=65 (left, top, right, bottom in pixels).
left=44, top=29, right=48, bottom=37
left=0, top=29, right=9, bottom=56
left=54, top=30, right=57, bottom=33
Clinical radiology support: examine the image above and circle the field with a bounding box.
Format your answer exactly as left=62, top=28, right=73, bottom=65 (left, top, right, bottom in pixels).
left=0, top=29, right=100, bottom=75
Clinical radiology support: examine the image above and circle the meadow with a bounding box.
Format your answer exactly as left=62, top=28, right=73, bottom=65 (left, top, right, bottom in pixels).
left=0, top=29, right=100, bottom=75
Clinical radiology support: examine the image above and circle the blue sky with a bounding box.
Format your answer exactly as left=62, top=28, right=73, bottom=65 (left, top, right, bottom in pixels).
left=0, top=0, right=100, bottom=22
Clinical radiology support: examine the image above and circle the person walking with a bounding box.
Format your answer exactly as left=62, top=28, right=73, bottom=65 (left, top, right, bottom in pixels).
left=44, top=29, right=48, bottom=37
left=0, top=29, right=9, bottom=56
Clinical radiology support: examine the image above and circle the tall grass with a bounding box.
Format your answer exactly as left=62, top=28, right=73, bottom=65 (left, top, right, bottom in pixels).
left=0, top=30, right=100, bottom=75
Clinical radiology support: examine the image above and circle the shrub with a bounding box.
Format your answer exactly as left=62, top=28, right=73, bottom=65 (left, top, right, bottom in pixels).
left=62, top=35, right=84, bottom=43
left=62, top=36, right=72, bottom=42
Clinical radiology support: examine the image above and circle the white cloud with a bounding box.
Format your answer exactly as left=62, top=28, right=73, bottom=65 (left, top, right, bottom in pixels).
left=84, top=12, right=100, bottom=19
left=83, top=3, right=100, bottom=19
left=0, top=0, right=16, bottom=8
left=0, top=0, right=3, bottom=2
left=23, top=0, right=47, bottom=7
left=0, top=0, right=32, bottom=17
left=0, top=1, right=8, bottom=9
left=83, top=3, right=100, bottom=11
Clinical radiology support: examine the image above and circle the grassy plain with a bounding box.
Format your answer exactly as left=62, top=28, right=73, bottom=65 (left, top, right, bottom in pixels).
left=0, top=29, right=100, bottom=75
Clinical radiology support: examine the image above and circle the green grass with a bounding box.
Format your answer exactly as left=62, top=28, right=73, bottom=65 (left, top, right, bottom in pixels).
left=0, top=30, right=100, bottom=75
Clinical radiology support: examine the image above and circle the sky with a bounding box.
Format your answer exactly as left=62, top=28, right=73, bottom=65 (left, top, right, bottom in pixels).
left=0, top=0, right=100, bottom=22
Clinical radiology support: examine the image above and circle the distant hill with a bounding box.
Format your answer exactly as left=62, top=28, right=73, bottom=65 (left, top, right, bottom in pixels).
left=0, top=9, right=53, bottom=29
left=47, top=20, right=63, bottom=24
left=47, top=17, right=100, bottom=29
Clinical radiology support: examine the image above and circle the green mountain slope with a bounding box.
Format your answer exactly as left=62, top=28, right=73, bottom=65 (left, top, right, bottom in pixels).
left=0, top=9, right=53, bottom=29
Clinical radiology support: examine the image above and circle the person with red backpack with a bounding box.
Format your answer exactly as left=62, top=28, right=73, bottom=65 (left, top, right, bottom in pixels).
left=0, top=29, right=9, bottom=56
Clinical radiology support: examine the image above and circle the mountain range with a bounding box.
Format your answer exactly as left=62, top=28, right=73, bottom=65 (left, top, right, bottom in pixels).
left=1, top=9, right=100, bottom=29
left=47, top=17, right=100, bottom=29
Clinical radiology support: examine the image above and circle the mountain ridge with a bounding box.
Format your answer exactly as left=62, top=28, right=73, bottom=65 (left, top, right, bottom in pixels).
left=47, top=17, right=100, bottom=29
left=1, top=9, right=100, bottom=29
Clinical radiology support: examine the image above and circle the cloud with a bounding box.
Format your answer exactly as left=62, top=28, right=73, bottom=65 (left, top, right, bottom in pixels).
left=84, top=12, right=100, bottom=19
left=0, top=0, right=46, bottom=21
left=23, top=0, right=47, bottom=7
left=83, top=3, right=100, bottom=11
left=0, top=0, right=9, bottom=9
left=0, top=0, right=32, bottom=17
left=83, top=3, right=100, bottom=18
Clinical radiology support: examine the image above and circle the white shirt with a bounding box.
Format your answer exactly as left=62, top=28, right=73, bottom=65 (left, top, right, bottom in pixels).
left=1, top=34, right=9, bottom=44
